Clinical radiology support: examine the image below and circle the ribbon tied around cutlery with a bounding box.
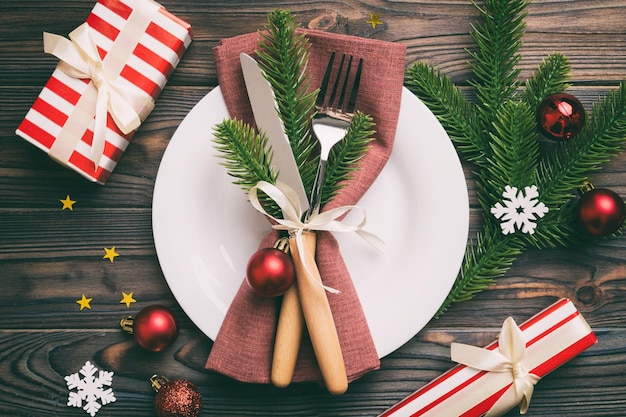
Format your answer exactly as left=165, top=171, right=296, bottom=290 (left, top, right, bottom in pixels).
left=248, top=180, right=384, bottom=293
left=43, top=22, right=154, bottom=167
left=451, top=317, right=541, bottom=416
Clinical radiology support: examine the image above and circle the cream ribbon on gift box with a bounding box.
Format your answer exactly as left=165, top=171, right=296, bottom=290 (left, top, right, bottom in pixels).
left=248, top=180, right=384, bottom=292
left=451, top=317, right=541, bottom=416
left=42, top=0, right=160, bottom=168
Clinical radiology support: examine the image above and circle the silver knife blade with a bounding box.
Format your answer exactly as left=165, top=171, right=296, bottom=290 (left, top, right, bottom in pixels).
left=240, top=52, right=309, bottom=212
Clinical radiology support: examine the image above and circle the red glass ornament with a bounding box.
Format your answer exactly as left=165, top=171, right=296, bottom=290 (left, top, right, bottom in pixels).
left=246, top=247, right=295, bottom=297
left=577, top=188, right=625, bottom=236
left=537, top=93, right=585, bottom=140
left=121, top=305, right=179, bottom=352
left=151, top=375, right=202, bottom=417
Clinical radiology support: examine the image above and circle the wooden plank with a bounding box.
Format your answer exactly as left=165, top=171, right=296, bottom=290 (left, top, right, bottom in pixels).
left=0, top=328, right=623, bottom=416
left=1, top=0, right=626, bottom=415
left=1, top=2, right=625, bottom=85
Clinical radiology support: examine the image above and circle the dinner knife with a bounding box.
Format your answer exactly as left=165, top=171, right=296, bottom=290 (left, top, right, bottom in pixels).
left=239, top=53, right=309, bottom=211
left=240, top=52, right=307, bottom=389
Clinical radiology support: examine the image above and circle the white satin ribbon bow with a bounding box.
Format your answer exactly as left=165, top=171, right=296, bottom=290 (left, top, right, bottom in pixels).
left=451, top=317, right=540, bottom=416
left=248, top=180, right=384, bottom=292
left=43, top=23, right=153, bottom=166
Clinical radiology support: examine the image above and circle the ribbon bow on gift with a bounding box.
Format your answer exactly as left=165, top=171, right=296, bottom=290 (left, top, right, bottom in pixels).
left=43, top=23, right=154, bottom=167
left=451, top=317, right=541, bottom=416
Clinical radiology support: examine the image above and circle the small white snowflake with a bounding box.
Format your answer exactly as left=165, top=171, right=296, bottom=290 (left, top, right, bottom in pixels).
left=490, top=185, right=548, bottom=235
left=65, top=361, right=116, bottom=416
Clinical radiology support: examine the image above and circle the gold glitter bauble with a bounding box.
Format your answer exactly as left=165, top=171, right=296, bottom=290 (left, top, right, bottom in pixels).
left=154, top=378, right=202, bottom=417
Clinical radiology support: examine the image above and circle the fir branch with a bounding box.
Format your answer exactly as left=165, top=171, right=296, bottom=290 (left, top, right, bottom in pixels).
left=468, top=0, right=527, bottom=136
left=212, top=119, right=281, bottom=218
left=476, top=100, right=539, bottom=218
left=322, top=111, right=375, bottom=205
left=481, top=100, right=539, bottom=204
left=521, top=199, right=588, bottom=249
left=257, top=10, right=318, bottom=194
left=537, top=81, right=626, bottom=209
left=436, top=226, right=525, bottom=317
left=213, top=119, right=276, bottom=188
left=522, top=52, right=571, bottom=111
left=405, top=62, right=486, bottom=164
left=526, top=80, right=626, bottom=249
left=406, top=0, right=626, bottom=317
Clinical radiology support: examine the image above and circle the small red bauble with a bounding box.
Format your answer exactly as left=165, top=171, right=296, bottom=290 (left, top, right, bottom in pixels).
left=537, top=93, right=585, bottom=140
left=151, top=375, right=202, bottom=417
left=577, top=187, right=625, bottom=236
left=121, top=305, right=179, bottom=352
left=246, top=247, right=295, bottom=297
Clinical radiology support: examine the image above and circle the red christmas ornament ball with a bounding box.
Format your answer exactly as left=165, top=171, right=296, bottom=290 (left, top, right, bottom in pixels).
left=577, top=188, right=625, bottom=236
left=537, top=93, right=585, bottom=140
left=154, top=378, right=202, bottom=417
left=133, top=305, right=179, bottom=352
left=246, top=247, right=295, bottom=297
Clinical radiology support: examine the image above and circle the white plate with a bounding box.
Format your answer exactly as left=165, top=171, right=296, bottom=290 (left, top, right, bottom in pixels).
left=152, top=86, right=469, bottom=358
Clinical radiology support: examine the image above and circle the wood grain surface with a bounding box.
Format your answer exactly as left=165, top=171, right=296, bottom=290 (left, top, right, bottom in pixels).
left=1, top=1, right=625, bottom=416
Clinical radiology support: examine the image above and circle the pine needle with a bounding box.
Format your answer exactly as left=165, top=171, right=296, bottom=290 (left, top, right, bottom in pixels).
left=405, top=62, right=485, bottom=164
left=468, top=0, right=528, bottom=138
left=212, top=119, right=282, bottom=218
left=257, top=10, right=318, bottom=192
left=323, top=111, right=375, bottom=205
left=437, top=227, right=525, bottom=317
left=482, top=100, right=539, bottom=202
left=522, top=52, right=571, bottom=110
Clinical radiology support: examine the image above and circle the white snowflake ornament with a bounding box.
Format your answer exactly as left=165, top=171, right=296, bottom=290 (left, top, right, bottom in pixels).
left=491, top=185, right=548, bottom=235
left=65, top=361, right=116, bottom=416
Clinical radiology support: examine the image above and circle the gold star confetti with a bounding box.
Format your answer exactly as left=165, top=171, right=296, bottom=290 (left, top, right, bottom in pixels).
left=103, top=246, right=119, bottom=262
left=120, top=292, right=136, bottom=308
left=60, top=195, right=76, bottom=211
left=367, top=12, right=383, bottom=29
left=76, top=294, right=93, bottom=310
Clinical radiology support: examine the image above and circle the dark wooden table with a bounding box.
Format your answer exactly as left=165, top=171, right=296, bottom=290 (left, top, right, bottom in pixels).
left=2, top=1, right=625, bottom=416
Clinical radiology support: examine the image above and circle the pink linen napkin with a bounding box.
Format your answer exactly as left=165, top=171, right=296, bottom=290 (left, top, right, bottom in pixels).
left=205, top=28, right=407, bottom=385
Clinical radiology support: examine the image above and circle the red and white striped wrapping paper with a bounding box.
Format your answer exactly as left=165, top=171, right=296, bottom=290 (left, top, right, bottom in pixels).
left=16, top=0, right=192, bottom=184
left=379, top=298, right=597, bottom=417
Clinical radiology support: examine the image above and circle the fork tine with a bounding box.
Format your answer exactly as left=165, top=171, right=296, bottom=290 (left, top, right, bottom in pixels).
left=345, top=57, right=363, bottom=114
left=316, top=51, right=336, bottom=108
left=327, top=53, right=346, bottom=110
left=336, top=55, right=354, bottom=113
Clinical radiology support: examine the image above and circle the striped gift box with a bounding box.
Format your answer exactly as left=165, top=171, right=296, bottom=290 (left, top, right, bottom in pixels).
left=380, top=298, right=597, bottom=417
left=16, top=0, right=192, bottom=184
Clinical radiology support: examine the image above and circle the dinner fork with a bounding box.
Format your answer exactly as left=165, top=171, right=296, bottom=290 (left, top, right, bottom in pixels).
left=306, top=51, right=363, bottom=220
left=272, top=52, right=363, bottom=395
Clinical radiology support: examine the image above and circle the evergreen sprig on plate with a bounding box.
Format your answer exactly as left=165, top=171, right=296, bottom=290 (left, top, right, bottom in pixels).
left=405, top=0, right=626, bottom=316
left=212, top=10, right=374, bottom=219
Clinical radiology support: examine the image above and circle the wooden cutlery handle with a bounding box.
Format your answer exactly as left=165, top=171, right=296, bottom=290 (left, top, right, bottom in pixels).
left=289, top=231, right=348, bottom=395
left=271, top=283, right=304, bottom=388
